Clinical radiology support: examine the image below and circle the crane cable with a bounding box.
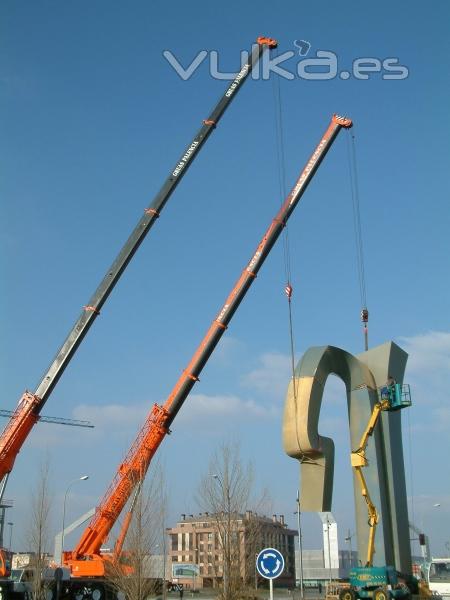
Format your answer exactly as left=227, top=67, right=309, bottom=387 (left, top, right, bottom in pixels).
left=271, top=56, right=298, bottom=400
left=346, top=128, right=369, bottom=351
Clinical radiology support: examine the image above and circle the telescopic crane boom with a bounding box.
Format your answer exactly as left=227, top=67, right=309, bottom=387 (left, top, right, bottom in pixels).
left=64, top=114, right=352, bottom=578
left=0, top=37, right=277, bottom=502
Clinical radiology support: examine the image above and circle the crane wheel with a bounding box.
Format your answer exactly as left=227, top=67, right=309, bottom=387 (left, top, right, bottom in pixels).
left=91, top=586, right=104, bottom=600
left=339, top=588, right=356, bottom=600
left=374, top=588, right=389, bottom=600
left=71, top=584, right=104, bottom=600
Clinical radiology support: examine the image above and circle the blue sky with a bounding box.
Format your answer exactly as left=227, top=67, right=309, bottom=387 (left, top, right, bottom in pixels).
left=1, top=0, right=449, bottom=561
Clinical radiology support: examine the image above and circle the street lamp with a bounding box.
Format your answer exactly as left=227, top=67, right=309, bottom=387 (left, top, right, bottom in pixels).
left=326, top=516, right=332, bottom=585
left=163, top=530, right=168, bottom=600
left=7, top=522, right=13, bottom=551
left=344, top=530, right=355, bottom=569
left=294, top=490, right=304, bottom=600
left=420, top=502, right=442, bottom=557
left=156, top=541, right=167, bottom=600
left=61, top=475, right=89, bottom=564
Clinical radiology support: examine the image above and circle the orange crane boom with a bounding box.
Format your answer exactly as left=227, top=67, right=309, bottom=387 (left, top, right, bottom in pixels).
left=0, top=37, right=277, bottom=503
left=64, top=114, right=352, bottom=578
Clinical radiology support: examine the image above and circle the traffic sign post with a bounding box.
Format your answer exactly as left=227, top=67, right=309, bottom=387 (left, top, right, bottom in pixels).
left=256, top=548, right=285, bottom=600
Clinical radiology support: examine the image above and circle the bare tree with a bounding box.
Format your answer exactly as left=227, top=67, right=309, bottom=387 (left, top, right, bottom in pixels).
left=197, top=441, right=270, bottom=600
left=27, top=457, right=53, bottom=600
left=107, top=463, right=167, bottom=600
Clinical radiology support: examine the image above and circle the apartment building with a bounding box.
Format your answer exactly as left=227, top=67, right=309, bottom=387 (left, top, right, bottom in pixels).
left=167, top=511, right=296, bottom=589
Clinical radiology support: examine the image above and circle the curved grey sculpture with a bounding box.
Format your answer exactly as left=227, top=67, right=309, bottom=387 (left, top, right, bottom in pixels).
left=283, top=342, right=411, bottom=573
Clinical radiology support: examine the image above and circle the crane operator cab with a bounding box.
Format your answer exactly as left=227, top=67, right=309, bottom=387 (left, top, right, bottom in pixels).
left=379, top=379, right=412, bottom=411
left=0, top=549, right=11, bottom=578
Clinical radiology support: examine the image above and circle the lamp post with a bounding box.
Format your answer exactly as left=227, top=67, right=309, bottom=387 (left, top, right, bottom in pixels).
left=163, top=530, right=167, bottom=600
left=60, top=475, right=89, bottom=564
left=156, top=540, right=167, bottom=600
left=431, top=504, right=441, bottom=555
left=294, top=491, right=304, bottom=600
left=344, top=530, right=354, bottom=570
left=213, top=474, right=230, bottom=600
left=7, top=522, right=13, bottom=551
left=326, top=516, right=332, bottom=585
left=420, top=502, right=441, bottom=558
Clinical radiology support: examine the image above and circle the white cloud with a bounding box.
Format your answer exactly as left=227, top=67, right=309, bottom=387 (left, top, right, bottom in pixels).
left=429, top=407, right=450, bottom=432
left=177, top=393, right=276, bottom=424
left=241, top=352, right=292, bottom=400
left=396, top=330, right=450, bottom=432
left=24, top=402, right=154, bottom=449
left=26, top=331, right=449, bottom=454
left=67, top=391, right=274, bottom=442
left=27, top=424, right=69, bottom=449
left=211, top=336, right=245, bottom=365
left=72, top=402, right=148, bottom=429
left=398, top=331, right=450, bottom=374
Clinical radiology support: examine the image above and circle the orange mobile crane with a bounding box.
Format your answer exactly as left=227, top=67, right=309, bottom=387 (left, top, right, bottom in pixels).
left=0, top=37, right=277, bottom=520
left=61, top=114, right=352, bottom=598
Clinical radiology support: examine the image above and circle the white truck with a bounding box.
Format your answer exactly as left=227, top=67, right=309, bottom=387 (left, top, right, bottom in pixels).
left=0, top=567, right=34, bottom=600
left=423, top=558, right=450, bottom=599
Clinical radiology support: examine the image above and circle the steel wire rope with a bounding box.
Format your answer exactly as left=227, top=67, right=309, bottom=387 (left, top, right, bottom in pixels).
left=271, top=51, right=298, bottom=404
left=346, top=128, right=369, bottom=350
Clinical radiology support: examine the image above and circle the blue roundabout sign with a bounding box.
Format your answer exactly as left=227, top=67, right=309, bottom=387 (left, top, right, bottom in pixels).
left=256, top=547, right=285, bottom=580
